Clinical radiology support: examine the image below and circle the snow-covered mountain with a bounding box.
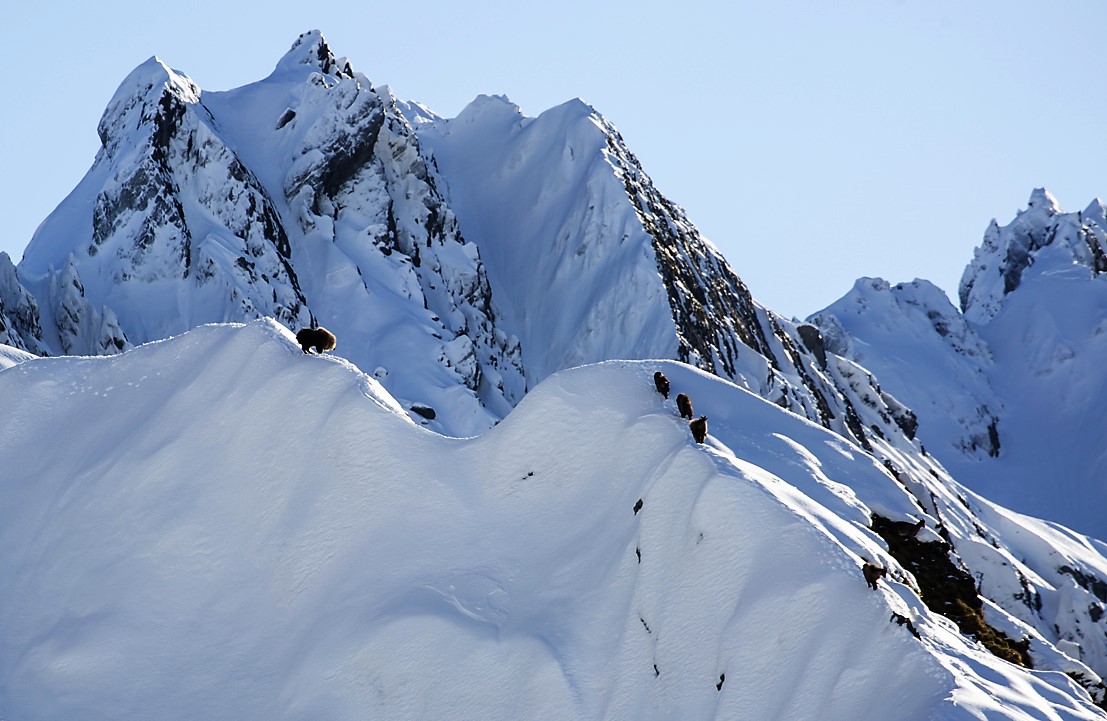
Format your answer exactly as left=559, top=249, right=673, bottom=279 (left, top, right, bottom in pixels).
left=8, top=30, right=1107, bottom=720
left=7, top=30, right=911, bottom=449
left=4, top=319, right=1107, bottom=720
left=812, top=189, right=1107, bottom=539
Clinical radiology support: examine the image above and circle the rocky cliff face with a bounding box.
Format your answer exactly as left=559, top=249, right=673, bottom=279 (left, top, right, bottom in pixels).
left=0, top=252, right=48, bottom=354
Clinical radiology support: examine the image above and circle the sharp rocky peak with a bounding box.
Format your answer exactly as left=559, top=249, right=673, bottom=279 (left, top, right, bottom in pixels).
left=959, top=188, right=1107, bottom=324
left=272, top=30, right=355, bottom=80
left=96, top=56, right=202, bottom=156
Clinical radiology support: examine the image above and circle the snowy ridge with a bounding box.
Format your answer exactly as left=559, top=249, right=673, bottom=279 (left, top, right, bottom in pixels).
left=0, top=341, right=35, bottom=369
left=2, top=320, right=1106, bottom=720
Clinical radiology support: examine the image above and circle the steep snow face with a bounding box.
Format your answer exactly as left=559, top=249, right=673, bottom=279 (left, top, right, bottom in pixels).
left=3, top=321, right=1107, bottom=720
left=414, top=95, right=676, bottom=385
left=812, top=190, right=1107, bottom=538
left=415, top=93, right=917, bottom=452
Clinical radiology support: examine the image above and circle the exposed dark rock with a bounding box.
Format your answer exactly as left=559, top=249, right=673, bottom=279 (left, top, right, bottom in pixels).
left=871, top=514, right=1031, bottom=667
left=890, top=612, right=921, bottom=638
left=410, top=404, right=437, bottom=420
left=797, top=324, right=827, bottom=369
left=986, top=418, right=1001, bottom=458
left=275, top=108, right=296, bottom=130
left=1059, top=565, right=1107, bottom=605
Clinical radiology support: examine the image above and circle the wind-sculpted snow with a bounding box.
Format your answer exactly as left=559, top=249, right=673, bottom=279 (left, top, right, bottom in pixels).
left=1, top=321, right=1105, bottom=720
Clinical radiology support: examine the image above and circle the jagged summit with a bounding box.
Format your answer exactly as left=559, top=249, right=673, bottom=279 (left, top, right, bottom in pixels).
left=271, top=29, right=355, bottom=80
left=959, top=188, right=1107, bottom=324
left=1028, top=186, right=1062, bottom=211
left=95, top=56, right=201, bottom=156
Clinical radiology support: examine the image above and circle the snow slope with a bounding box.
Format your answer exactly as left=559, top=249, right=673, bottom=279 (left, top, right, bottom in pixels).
left=2, top=320, right=1106, bottom=720
left=0, top=342, right=34, bottom=369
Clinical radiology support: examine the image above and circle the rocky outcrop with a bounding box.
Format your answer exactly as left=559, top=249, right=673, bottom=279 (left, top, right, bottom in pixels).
left=0, top=252, right=48, bottom=355
left=46, top=256, right=130, bottom=356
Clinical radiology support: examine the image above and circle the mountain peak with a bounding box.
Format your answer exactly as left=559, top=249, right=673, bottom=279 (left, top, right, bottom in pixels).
left=1027, top=186, right=1061, bottom=212
left=273, top=30, right=354, bottom=79
left=1083, top=198, right=1107, bottom=224
left=959, top=189, right=1107, bottom=324
left=97, top=56, right=200, bottom=152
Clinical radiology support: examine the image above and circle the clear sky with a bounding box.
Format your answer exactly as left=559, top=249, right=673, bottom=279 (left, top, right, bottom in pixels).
left=3, top=1, right=1107, bottom=319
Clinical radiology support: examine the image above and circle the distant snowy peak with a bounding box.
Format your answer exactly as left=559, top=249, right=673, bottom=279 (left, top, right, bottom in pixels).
left=810, top=277, right=1000, bottom=460
left=960, top=188, right=1107, bottom=324
left=813, top=189, right=1107, bottom=538
left=816, top=277, right=991, bottom=364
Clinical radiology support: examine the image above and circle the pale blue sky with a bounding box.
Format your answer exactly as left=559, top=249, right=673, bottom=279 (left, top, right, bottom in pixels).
left=4, top=1, right=1106, bottom=318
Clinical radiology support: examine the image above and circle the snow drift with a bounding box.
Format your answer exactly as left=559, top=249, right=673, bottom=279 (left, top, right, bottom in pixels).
left=1, top=321, right=1106, bottom=720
